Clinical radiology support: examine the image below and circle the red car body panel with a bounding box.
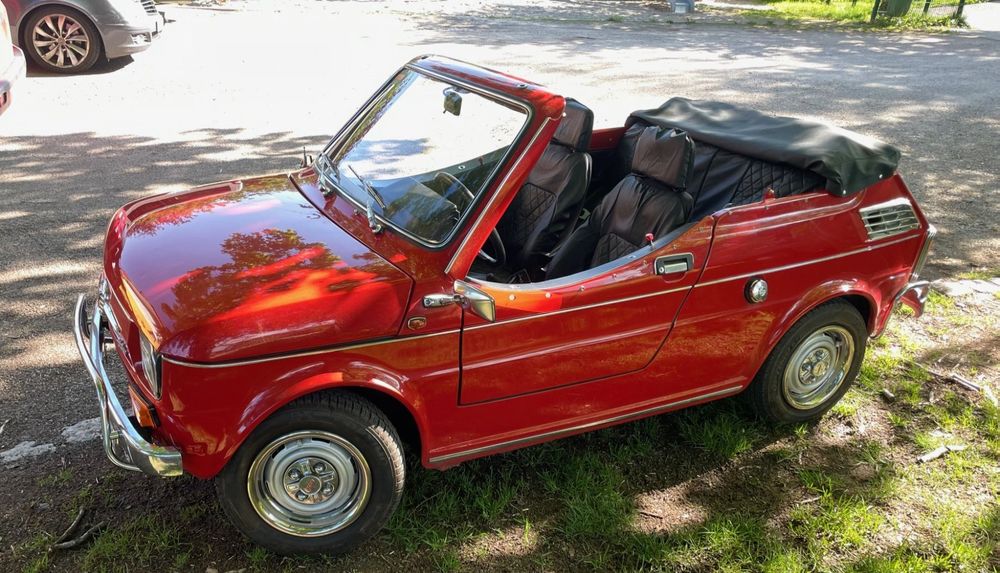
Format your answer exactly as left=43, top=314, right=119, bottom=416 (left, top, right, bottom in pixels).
left=91, top=56, right=933, bottom=480
left=105, top=176, right=413, bottom=363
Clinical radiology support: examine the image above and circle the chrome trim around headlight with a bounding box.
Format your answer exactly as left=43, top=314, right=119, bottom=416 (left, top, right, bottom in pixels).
left=139, top=334, right=162, bottom=398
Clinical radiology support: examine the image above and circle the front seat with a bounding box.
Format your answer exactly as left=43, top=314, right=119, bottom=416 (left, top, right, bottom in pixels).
left=545, top=125, right=695, bottom=279
left=495, top=98, right=594, bottom=272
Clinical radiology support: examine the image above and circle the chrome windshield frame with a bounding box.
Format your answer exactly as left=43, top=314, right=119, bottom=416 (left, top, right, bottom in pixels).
left=314, top=64, right=535, bottom=250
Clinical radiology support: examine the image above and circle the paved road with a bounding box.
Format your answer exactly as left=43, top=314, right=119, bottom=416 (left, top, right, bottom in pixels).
left=0, top=0, right=997, bottom=524
left=965, top=0, right=1000, bottom=36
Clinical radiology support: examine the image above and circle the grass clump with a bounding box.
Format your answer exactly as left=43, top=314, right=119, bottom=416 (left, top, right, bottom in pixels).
left=676, top=403, right=762, bottom=458
left=82, top=515, right=190, bottom=573
left=758, top=0, right=959, bottom=29
left=956, top=267, right=999, bottom=281
left=550, top=453, right=633, bottom=539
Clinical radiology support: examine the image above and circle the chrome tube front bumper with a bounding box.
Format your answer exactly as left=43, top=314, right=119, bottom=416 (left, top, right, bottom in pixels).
left=73, top=294, right=182, bottom=477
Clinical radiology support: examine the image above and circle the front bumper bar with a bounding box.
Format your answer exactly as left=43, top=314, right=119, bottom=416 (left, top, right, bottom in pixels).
left=73, top=294, right=182, bottom=477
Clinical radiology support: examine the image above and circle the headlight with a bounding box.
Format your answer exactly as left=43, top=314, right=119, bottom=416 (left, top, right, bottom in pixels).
left=139, top=334, right=162, bottom=398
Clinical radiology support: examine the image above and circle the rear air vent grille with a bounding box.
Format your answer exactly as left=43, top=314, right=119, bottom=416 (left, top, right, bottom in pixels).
left=860, top=199, right=919, bottom=240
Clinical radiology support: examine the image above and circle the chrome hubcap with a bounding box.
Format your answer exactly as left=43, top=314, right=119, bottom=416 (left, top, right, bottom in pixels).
left=248, top=431, right=371, bottom=537
left=782, top=325, right=855, bottom=410
left=32, top=14, right=90, bottom=69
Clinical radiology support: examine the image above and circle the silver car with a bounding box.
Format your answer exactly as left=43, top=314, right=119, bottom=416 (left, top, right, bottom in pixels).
left=1, top=1, right=27, bottom=114
left=5, top=0, right=163, bottom=73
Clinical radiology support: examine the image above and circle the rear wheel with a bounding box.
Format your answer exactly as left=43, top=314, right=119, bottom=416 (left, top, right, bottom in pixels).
left=745, top=300, right=867, bottom=423
left=23, top=7, right=102, bottom=73
left=216, top=392, right=405, bottom=555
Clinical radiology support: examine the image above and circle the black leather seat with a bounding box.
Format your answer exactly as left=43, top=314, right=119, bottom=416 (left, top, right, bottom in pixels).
left=546, top=126, right=695, bottom=279
left=616, top=119, right=824, bottom=221
left=495, top=98, right=593, bottom=271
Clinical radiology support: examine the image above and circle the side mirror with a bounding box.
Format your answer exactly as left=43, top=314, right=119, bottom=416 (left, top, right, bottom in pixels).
left=454, top=280, right=495, bottom=322
left=443, top=87, right=463, bottom=116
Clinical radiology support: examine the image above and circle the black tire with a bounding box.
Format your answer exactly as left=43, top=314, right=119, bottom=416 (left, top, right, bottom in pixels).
left=745, top=300, right=867, bottom=424
left=216, top=392, right=405, bottom=555
left=22, top=7, right=103, bottom=74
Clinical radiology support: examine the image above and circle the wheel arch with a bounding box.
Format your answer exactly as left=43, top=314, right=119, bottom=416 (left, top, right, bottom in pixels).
left=771, top=280, right=880, bottom=345
left=214, top=372, right=428, bottom=479
left=17, top=2, right=104, bottom=55
left=746, top=280, right=880, bottom=387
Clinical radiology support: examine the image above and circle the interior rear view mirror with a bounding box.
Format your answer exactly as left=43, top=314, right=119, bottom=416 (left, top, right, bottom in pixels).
left=443, top=87, right=463, bottom=116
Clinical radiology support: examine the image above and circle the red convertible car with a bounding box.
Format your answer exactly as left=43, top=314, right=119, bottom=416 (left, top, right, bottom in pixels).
left=75, top=56, right=934, bottom=554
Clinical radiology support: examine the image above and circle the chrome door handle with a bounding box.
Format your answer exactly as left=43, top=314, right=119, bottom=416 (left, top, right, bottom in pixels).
left=654, top=253, right=694, bottom=275
left=423, top=293, right=462, bottom=308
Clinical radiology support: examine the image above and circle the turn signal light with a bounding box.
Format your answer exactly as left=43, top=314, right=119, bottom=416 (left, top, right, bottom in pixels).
left=129, top=386, right=157, bottom=429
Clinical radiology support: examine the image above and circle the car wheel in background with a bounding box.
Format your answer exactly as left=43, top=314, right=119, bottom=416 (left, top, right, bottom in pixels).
left=215, top=392, right=406, bottom=555
left=745, top=300, right=868, bottom=424
left=23, top=7, right=102, bottom=73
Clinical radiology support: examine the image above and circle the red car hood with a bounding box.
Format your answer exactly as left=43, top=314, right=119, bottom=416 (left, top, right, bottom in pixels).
left=106, top=174, right=413, bottom=363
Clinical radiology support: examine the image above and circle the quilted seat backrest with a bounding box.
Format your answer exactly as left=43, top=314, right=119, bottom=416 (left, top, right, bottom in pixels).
left=545, top=126, right=694, bottom=279
left=496, top=98, right=594, bottom=269
left=617, top=120, right=824, bottom=222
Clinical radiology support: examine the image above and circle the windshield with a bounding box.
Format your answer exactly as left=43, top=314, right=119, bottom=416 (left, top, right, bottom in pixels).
left=317, top=69, right=528, bottom=244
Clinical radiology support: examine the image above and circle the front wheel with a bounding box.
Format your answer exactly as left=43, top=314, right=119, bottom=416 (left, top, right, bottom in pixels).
left=216, top=392, right=405, bottom=555
left=745, top=300, right=867, bottom=424
left=23, top=7, right=103, bottom=73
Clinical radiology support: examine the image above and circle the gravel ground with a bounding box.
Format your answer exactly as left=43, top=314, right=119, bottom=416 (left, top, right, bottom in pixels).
left=0, top=0, right=997, bottom=567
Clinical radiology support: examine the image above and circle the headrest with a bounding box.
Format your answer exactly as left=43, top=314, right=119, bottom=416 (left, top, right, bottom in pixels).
left=631, top=126, right=694, bottom=188
left=551, top=98, right=594, bottom=151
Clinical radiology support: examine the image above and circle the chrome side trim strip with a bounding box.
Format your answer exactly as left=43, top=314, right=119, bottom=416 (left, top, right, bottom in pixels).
left=162, top=328, right=461, bottom=369
left=445, top=116, right=553, bottom=275
left=428, top=385, right=744, bottom=464
left=694, top=233, right=919, bottom=289
left=164, top=285, right=688, bottom=366
left=464, top=285, right=690, bottom=331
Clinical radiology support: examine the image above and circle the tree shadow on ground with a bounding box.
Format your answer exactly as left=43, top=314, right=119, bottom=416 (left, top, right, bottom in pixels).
left=0, top=129, right=328, bottom=445
left=0, top=397, right=871, bottom=572
left=397, top=3, right=999, bottom=276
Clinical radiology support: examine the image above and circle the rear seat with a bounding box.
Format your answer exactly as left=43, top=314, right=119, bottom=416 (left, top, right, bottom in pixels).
left=612, top=120, right=824, bottom=221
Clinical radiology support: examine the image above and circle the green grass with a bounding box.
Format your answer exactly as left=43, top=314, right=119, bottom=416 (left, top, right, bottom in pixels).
left=37, top=467, right=73, bottom=488
left=19, top=533, right=52, bottom=573
left=676, top=403, right=763, bottom=458
left=82, top=515, right=190, bottom=573
left=957, top=267, right=999, bottom=281
left=756, top=0, right=960, bottom=29
left=831, top=388, right=867, bottom=418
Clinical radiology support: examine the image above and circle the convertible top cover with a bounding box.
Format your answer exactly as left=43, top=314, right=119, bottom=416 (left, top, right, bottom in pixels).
left=628, top=98, right=901, bottom=196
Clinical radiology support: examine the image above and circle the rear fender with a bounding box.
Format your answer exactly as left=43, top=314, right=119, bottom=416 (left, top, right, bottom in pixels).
left=760, top=279, right=880, bottom=368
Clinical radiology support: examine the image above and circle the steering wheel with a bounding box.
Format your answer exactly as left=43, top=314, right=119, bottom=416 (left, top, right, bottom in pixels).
left=435, top=172, right=507, bottom=267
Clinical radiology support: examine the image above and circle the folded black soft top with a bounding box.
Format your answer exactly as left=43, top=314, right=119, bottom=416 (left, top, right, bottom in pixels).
left=628, top=98, right=901, bottom=196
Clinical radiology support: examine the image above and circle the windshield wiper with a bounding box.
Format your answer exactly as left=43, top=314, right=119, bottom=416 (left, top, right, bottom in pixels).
left=314, top=155, right=341, bottom=197
left=347, top=164, right=387, bottom=233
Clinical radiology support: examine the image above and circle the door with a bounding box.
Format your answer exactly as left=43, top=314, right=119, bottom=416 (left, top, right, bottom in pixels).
left=457, top=218, right=714, bottom=404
